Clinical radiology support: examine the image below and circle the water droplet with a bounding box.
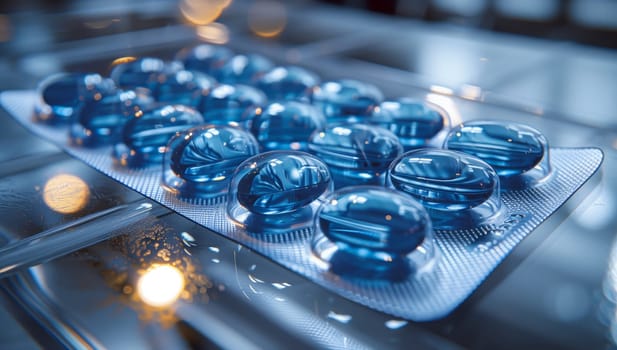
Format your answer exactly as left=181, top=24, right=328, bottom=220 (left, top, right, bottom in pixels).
left=250, top=101, right=325, bottom=151
left=70, top=89, right=153, bottom=147
left=308, top=124, right=402, bottom=188
left=444, top=121, right=547, bottom=177
left=313, top=186, right=431, bottom=279
left=176, top=44, right=234, bottom=75
left=153, top=70, right=215, bottom=108
left=214, top=54, right=273, bottom=85
left=162, top=124, right=259, bottom=198
left=227, top=151, right=332, bottom=233
left=35, top=72, right=114, bottom=124
left=198, top=84, right=266, bottom=128
left=110, top=57, right=168, bottom=91
left=256, top=66, right=319, bottom=101
left=180, top=232, right=197, bottom=247
left=370, top=99, right=446, bottom=150
left=113, top=105, right=204, bottom=168
left=310, top=79, right=383, bottom=124
left=389, top=149, right=502, bottom=229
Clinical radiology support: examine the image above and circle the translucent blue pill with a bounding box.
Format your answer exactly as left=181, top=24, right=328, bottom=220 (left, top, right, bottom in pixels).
left=153, top=70, right=216, bottom=108
left=389, top=149, right=496, bottom=210
left=312, top=186, right=433, bottom=280
left=310, top=79, right=383, bottom=124
left=250, top=101, right=326, bottom=151
left=256, top=66, right=319, bottom=101
left=444, top=121, right=547, bottom=177
left=227, top=151, right=332, bottom=233
left=162, top=125, right=259, bottom=198
left=370, top=99, right=446, bottom=149
left=388, top=149, right=502, bottom=229
left=35, top=73, right=114, bottom=124
left=308, top=124, right=403, bottom=188
left=215, top=54, right=274, bottom=85
left=70, top=89, right=153, bottom=147
left=198, top=84, right=266, bottom=128
left=110, top=57, right=168, bottom=91
left=113, top=105, right=204, bottom=168
left=176, top=44, right=234, bottom=75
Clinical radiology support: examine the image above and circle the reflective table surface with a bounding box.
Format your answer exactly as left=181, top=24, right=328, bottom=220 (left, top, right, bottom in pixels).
left=1, top=1, right=616, bottom=349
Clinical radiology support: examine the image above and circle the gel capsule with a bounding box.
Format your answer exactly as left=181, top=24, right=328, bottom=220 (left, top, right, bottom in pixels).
left=444, top=121, right=548, bottom=177
left=250, top=101, right=326, bottom=151
left=176, top=44, right=233, bottom=75
left=153, top=70, right=215, bottom=108
left=370, top=99, right=446, bottom=149
left=227, top=151, right=332, bottom=233
left=256, top=66, right=319, bottom=101
left=308, top=124, right=403, bottom=188
left=198, top=84, right=266, bottom=128
left=388, top=149, right=502, bottom=228
left=312, top=186, right=432, bottom=279
left=71, top=89, right=153, bottom=147
left=113, top=105, right=204, bottom=168
left=214, top=54, right=273, bottom=85
left=163, top=125, right=259, bottom=198
left=110, top=57, right=168, bottom=91
left=35, top=73, right=114, bottom=124
left=310, top=79, right=383, bottom=124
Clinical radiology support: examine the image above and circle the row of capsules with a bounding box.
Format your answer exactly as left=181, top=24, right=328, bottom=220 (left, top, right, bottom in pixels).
left=35, top=44, right=551, bottom=280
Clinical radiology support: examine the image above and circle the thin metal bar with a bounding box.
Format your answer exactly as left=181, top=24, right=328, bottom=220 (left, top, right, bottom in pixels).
left=0, top=201, right=169, bottom=278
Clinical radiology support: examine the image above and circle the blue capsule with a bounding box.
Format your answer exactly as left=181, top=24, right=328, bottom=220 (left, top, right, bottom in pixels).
left=313, top=186, right=431, bottom=279
left=235, top=151, right=331, bottom=215
left=319, top=186, right=429, bottom=254
left=70, top=89, right=153, bottom=147
left=110, top=57, right=168, bottom=91
left=113, top=105, right=204, bottom=168
left=176, top=44, right=234, bottom=76
left=198, top=84, right=266, bottom=128
left=227, top=151, right=332, bottom=233
left=152, top=70, right=215, bottom=108
left=162, top=125, right=259, bottom=198
left=389, top=149, right=497, bottom=210
left=256, top=66, right=319, bottom=101
left=310, top=79, right=383, bottom=124
left=370, top=99, right=446, bottom=150
left=35, top=73, right=114, bottom=124
left=250, top=101, right=326, bottom=151
left=308, top=124, right=402, bottom=188
left=444, top=121, right=547, bottom=177
left=214, top=54, right=274, bottom=85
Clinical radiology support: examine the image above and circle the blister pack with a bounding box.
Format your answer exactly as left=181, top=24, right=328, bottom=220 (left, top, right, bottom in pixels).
left=0, top=45, right=603, bottom=321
